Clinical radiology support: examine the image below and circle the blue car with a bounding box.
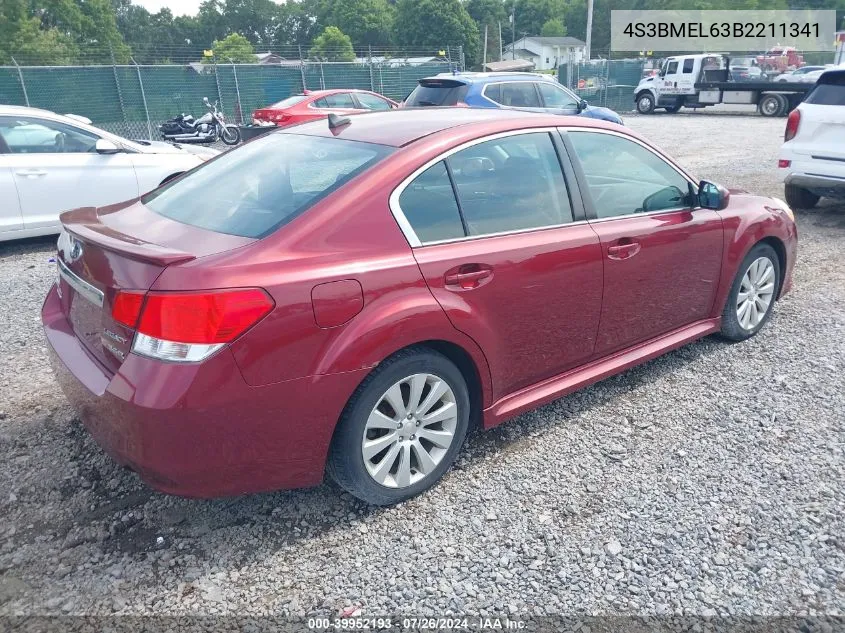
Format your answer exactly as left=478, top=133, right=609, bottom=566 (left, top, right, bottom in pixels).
left=402, top=72, right=623, bottom=125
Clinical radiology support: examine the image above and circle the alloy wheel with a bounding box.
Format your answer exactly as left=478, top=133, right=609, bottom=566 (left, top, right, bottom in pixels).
left=736, top=256, right=775, bottom=330
left=361, top=373, right=458, bottom=488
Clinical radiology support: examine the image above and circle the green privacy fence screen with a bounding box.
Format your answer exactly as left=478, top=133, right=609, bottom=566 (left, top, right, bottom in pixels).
left=0, top=59, right=460, bottom=140
left=558, top=59, right=647, bottom=113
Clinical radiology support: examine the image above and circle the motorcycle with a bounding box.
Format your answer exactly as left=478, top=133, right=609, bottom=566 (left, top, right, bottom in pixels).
left=159, top=97, right=240, bottom=146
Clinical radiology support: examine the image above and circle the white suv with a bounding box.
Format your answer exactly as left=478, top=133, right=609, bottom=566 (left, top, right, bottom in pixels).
left=779, top=68, right=845, bottom=208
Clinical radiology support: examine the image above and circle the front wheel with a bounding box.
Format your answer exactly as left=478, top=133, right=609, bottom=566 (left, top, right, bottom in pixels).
left=785, top=184, right=820, bottom=209
left=327, top=348, right=470, bottom=505
left=636, top=93, right=655, bottom=114
left=720, top=243, right=781, bottom=342
left=220, top=125, right=240, bottom=145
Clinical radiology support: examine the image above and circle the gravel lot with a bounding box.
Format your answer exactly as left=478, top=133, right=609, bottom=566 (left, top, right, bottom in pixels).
left=0, top=111, right=843, bottom=619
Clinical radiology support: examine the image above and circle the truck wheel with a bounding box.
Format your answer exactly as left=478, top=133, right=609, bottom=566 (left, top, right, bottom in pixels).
left=636, top=93, right=655, bottom=114
left=759, top=94, right=785, bottom=117
left=664, top=104, right=681, bottom=113
left=785, top=184, right=819, bottom=209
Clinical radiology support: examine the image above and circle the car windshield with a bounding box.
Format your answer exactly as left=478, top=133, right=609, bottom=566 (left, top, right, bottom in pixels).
left=404, top=80, right=469, bottom=106
left=269, top=95, right=308, bottom=108
left=142, top=133, right=394, bottom=238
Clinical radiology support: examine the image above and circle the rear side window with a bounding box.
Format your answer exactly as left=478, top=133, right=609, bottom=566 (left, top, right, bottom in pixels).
left=318, top=93, right=356, bottom=108
left=805, top=74, right=845, bottom=106
left=498, top=82, right=541, bottom=108
left=398, top=162, right=465, bottom=243
left=683, top=59, right=694, bottom=73
left=143, top=133, right=393, bottom=238
left=404, top=80, right=469, bottom=106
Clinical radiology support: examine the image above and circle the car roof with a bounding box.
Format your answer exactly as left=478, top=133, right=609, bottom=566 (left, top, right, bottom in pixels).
left=423, top=72, right=557, bottom=85
left=280, top=107, right=618, bottom=147
left=0, top=104, right=59, bottom=117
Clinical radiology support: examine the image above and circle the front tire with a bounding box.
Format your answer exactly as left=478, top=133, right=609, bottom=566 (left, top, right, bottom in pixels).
left=785, top=184, right=819, bottom=209
left=327, top=348, right=470, bottom=505
left=720, top=243, right=781, bottom=342
left=636, top=93, right=655, bottom=114
left=221, top=125, right=240, bottom=145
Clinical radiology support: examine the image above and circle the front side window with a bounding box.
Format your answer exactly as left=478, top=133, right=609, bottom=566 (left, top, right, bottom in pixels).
left=0, top=117, right=99, bottom=154
left=497, top=82, right=541, bottom=108
left=569, top=131, right=692, bottom=219
left=537, top=82, right=579, bottom=109
left=666, top=61, right=679, bottom=75
left=143, top=133, right=393, bottom=238
left=356, top=93, right=392, bottom=110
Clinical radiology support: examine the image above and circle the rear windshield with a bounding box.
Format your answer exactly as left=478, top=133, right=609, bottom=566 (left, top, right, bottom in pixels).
left=142, top=133, right=393, bottom=238
left=404, top=80, right=469, bottom=106
left=269, top=95, right=307, bottom=108
left=805, top=74, right=845, bottom=106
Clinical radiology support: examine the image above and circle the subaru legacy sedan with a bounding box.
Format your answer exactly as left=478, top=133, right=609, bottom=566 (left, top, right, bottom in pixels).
left=43, top=109, right=797, bottom=505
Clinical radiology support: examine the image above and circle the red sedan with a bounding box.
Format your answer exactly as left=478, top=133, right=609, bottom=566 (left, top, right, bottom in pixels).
left=43, top=109, right=797, bottom=505
left=252, top=89, right=397, bottom=127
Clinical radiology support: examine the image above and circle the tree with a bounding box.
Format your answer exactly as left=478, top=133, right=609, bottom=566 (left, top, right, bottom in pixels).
left=540, top=18, right=566, bottom=36
left=208, top=32, right=255, bottom=62
left=395, top=0, right=479, bottom=63
left=314, top=0, right=395, bottom=46
left=309, top=25, right=355, bottom=61
left=509, top=0, right=566, bottom=41
left=223, top=0, right=286, bottom=47
left=467, top=0, right=507, bottom=65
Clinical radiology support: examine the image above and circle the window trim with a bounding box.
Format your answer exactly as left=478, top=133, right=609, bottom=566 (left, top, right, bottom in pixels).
left=389, top=127, right=581, bottom=247
left=559, top=127, right=701, bottom=223
left=479, top=81, right=543, bottom=109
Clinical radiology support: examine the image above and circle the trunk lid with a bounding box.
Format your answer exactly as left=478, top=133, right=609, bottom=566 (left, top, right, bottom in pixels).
left=56, top=201, right=253, bottom=374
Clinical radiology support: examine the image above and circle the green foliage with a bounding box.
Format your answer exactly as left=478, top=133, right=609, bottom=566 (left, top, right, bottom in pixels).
left=314, top=0, right=395, bottom=46
left=309, top=25, right=356, bottom=61
left=208, top=32, right=256, bottom=63
left=540, top=18, right=566, bottom=37
left=395, top=0, right=479, bottom=63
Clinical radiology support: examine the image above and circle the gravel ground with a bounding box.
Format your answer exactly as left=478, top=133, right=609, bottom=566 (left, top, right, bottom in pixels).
left=0, top=112, right=843, bottom=619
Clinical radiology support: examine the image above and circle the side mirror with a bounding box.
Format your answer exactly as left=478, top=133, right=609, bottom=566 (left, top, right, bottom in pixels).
left=95, top=139, right=121, bottom=155
left=577, top=99, right=588, bottom=112
left=698, top=180, right=730, bottom=210
left=203, top=96, right=210, bottom=105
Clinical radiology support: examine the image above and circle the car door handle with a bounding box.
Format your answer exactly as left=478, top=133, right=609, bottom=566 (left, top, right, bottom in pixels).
left=15, top=169, right=47, bottom=178
left=607, top=239, right=641, bottom=260
left=444, top=264, right=493, bottom=290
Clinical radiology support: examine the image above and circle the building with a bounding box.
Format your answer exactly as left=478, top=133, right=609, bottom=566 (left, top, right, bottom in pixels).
left=502, top=36, right=586, bottom=70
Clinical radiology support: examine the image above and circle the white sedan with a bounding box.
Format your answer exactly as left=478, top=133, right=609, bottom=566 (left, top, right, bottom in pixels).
left=0, top=106, right=218, bottom=242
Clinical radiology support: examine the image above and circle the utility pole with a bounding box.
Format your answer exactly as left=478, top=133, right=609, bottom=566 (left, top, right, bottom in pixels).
left=499, top=21, right=503, bottom=61
left=585, top=0, right=594, bottom=61
left=483, top=24, right=488, bottom=69
left=511, top=2, right=516, bottom=59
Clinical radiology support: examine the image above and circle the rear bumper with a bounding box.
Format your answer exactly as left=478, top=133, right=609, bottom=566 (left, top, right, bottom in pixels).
left=784, top=172, right=845, bottom=198
left=42, top=285, right=368, bottom=498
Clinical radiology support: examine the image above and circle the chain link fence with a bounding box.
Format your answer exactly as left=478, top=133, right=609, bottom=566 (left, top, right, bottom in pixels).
left=0, top=47, right=463, bottom=141
left=558, top=55, right=647, bottom=113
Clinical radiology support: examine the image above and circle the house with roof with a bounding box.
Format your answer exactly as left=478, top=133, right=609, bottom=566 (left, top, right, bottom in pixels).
left=503, top=36, right=587, bottom=69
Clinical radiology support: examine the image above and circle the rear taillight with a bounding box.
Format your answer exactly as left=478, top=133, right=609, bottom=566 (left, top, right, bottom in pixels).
left=129, top=288, right=274, bottom=363
left=785, top=109, right=801, bottom=141
left=778, top=159, right=791, bottom=168
left=112, top=291, right=145, bottom=328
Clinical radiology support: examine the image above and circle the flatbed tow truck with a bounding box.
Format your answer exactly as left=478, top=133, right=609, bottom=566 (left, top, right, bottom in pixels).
left=634, top=53, right=812, bottom=117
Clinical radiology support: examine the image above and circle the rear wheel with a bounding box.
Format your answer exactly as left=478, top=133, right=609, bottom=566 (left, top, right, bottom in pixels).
left=636, top=93, right=655, bottom=114
left=664, top=104, right=681, bottom=113
left=759, top=94, right=786, bottom=117
left=720, top=243, right=780, bottom=342
left=327, top=348, right=470, bottom=505
left=785, top=184, right=820, bottom=209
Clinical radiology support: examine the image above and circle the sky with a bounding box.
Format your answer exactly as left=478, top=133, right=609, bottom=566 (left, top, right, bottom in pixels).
left=134, top=0, right=204, bottom=16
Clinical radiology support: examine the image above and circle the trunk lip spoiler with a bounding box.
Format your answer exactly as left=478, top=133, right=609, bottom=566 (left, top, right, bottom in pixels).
left=60, top=206, right=197, bottom=267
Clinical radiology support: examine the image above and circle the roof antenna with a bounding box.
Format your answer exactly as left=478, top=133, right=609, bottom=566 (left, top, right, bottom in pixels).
left=328, top=113, right=350, bottom=129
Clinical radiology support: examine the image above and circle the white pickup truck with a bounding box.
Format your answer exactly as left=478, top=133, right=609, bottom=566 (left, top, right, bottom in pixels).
left=634, top=53, right=811, bottom=117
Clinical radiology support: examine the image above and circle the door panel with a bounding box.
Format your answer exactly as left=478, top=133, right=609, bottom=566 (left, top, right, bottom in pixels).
left=0, top=165, right=23, bottom=233
left=414, top=227, right=603, bottom=399
left=13, top=153, right=139, bottom=230
left=589, top=210, right=723, bottom=355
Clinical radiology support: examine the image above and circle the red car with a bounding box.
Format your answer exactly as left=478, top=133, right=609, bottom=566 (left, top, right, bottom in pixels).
left=252, top=89, right=397, bottom=127
left=43, top=109, right=797, bottom=505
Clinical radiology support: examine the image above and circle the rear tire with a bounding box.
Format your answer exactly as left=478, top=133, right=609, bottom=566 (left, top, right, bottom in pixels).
left=720, top=243, right=780, bottom=342
left=636, top=93, right=655, bottom=114
left=327, top=347, right=470, bottom=505
left=785, top=184, right=819, bottom=209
